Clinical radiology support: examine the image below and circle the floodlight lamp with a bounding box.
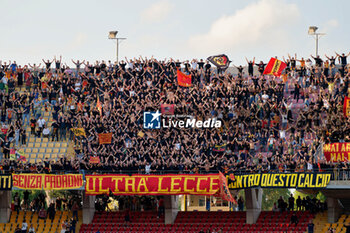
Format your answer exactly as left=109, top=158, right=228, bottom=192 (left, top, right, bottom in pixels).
left=108, top=31, right=118, bottom=39
left=308, top=26, right=318, bottom=35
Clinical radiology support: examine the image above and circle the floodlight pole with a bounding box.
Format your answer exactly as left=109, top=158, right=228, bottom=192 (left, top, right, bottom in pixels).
left=115, top=38, right=126, bottom=63
left=315, top=34, right=319, bottom=57
left=311, top=33, right=325, bottom=57
left=308, top=26, right=325, bottom=57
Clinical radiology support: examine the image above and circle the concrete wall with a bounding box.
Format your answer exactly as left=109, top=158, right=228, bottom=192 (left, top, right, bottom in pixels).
left=327, top=197, right=342, bottom=223
left=82, top=192, right=96, bottom=224
left=164, top=196, right=178, bottom=224
left=245, top=188, right=262, bottom=224
left=0, top=191, right=11, bottom=223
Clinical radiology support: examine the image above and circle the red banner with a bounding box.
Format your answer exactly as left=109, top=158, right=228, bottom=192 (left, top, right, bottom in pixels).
left=177, top=69, right=192, bottom=87
left=161, top=104, right=175, bottom=115
left=263, top=58, right=287, bottom=77
left=98, top=133, right=112, bottom=144
left=323, top=142, right=350, bottom=162
left=89, top=156, right=100, bottom=164
left=344, top=97, right=350, bottom=117
left=85, top=174, right=220, bottom=196
left=12, top=174, right=84, bottom=190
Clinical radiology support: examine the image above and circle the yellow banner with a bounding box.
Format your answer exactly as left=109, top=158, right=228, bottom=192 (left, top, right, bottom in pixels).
left=227, top=173, right=331, bottom=189
left=71, top=128, right=86, bottom=137
left=0, top=175, right=12, bottom=190
left=12, top=174, right=84, bottom=190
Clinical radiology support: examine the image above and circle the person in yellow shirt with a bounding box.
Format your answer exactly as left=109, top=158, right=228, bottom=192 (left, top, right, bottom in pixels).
left=297, top=57, right=306, bottom=76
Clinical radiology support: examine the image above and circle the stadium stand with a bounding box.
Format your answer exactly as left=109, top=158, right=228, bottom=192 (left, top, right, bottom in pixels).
left=0, top=55, right=349, bottom=175
left=79, top=210, right=315, bottom=233
left=1, top=54, right=350, bottom=233
left=318, top=213, right=350, bottom=233
left=0, top=210, right=82, bottom=233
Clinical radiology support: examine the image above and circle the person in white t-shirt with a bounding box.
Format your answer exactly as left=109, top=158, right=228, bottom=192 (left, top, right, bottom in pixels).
left=42, top=125, right=51, bottom=138
left=261, top=91, right=269, bottom=102
left=21, top=220, right=28, bottom=233
left=145, top=162, right=151, bottom=174
left=36, top=116, right=46, bottom=137
left=37, top=117, right=46, bottom=128
left=28, top=224, right=36, bottom=233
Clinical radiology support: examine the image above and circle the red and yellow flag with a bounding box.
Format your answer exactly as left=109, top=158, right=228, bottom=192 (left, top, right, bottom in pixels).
left=177, top=69, right=192, bottom=87
left=97, top=96, right=102, bottom=115
left=218, top=172, right=236, bottom=204
left=344, top=96, right=350, bottom=117
left=263, top=58, right=287, bottom=77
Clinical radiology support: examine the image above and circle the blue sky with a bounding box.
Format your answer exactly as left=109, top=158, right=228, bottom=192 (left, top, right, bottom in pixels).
left=0, top=0, right=349, bottom=66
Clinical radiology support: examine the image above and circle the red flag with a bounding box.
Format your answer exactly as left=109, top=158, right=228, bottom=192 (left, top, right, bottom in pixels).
left=161, top=104, right=175, bottom=115
left=263, top=58, right=287, bottom=77
left=218, top=172, right=236, bottom=204
left=97, top=96, right=102, bottom=115
left=177, top=69, right=192, bottom=87
left=82, top=80, right=88, bottom=88
left=344, top=96, right=350, bottom=117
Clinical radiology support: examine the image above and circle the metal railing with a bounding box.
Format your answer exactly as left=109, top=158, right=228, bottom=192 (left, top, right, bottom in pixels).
left=3, top=168, right=350, bottom=181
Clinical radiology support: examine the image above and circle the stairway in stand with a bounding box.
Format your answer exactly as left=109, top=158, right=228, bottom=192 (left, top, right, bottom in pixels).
left=15, top=86, right=70, bottom=163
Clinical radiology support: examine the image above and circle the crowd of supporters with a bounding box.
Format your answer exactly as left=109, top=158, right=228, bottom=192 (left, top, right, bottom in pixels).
left=0, top=52, right=349, bottom=175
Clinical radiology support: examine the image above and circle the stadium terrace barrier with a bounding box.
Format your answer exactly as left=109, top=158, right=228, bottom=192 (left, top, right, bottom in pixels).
left=0, top=171, right=345, bottom=191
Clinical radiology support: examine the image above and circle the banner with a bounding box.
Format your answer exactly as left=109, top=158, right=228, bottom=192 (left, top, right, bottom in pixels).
left=89, top=156, right=100, bottom=164
left=213, top=144, right=226, bottom=152
left=227, top=173, right=331, bottom=189
left=71, top=128, right=86, bottom=137
left=263, top=58, right=287, bottom=77
left=323, top=142, right=350, bottom=162
left=177, top=70, right=192, bottom=87
left=207, top=54, right=231, bottom=71
left=161, top=104, right=175, bottom=115
left=85, top=174, right=220, bottom=196
left=344, top=97, right=350, bottom=117
left=12, top=174, right=84, bottom=190
left=98, top=133, right=112, bottom=144
left=0, top=175, right=12, bottom=190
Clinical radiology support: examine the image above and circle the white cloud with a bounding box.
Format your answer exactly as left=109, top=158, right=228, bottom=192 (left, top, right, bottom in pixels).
left=68, top=33, right=88, bottom=50
left=140, top=0, right=173, bottom=23
left=323, top=19, right=339, bottom=32
left=188, top=0, right=300, bottom=55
